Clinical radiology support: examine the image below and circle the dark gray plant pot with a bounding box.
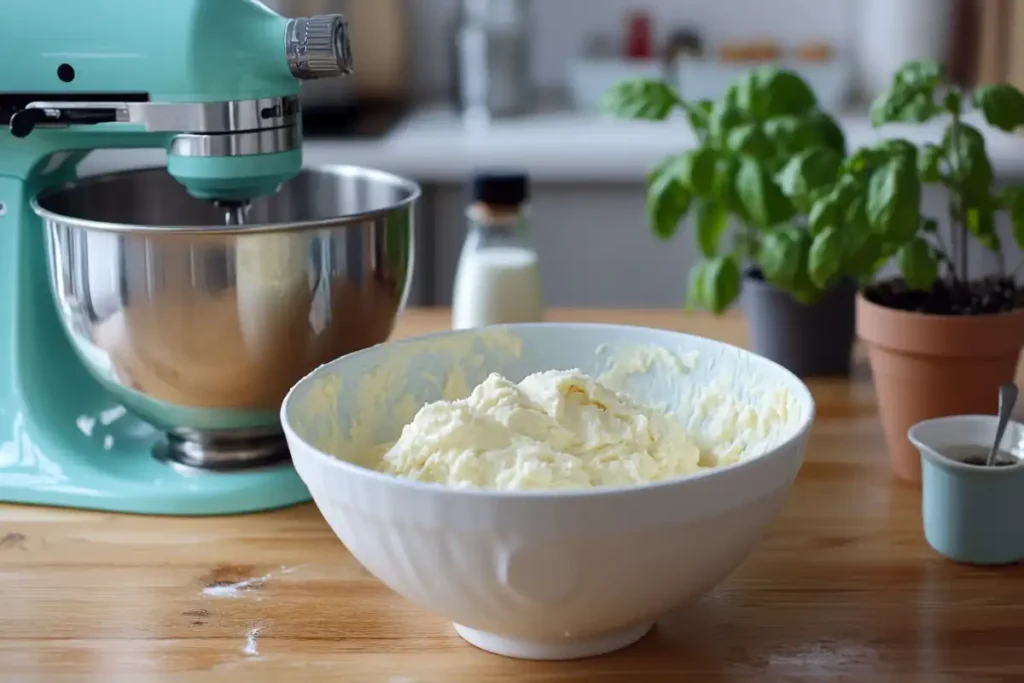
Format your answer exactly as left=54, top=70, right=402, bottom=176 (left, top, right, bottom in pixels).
left=741, top=272, right=857, bottom=378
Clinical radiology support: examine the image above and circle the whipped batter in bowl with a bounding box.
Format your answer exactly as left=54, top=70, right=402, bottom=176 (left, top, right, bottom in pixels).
left=377, top=369, right=704, bottom=491
left=282, top=323, right=815, bottom=662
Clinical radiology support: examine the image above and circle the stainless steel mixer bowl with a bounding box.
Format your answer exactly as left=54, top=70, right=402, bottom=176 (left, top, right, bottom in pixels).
left=32, top=165, right=420, bottom=469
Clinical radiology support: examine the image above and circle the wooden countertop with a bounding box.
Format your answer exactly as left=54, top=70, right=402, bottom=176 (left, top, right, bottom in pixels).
left=3, top=309, right=1023, bottom=682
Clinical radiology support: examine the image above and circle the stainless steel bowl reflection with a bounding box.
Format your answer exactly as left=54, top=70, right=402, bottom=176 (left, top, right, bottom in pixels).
left=32, top=165, right=420, bottom=469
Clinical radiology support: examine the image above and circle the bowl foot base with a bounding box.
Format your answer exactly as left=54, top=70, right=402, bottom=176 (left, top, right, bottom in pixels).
left=155, top=428, right=288, bottom=471
left=453, top=621, right=653, bottom=660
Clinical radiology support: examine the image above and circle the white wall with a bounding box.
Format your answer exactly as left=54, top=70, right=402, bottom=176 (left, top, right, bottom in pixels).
left=409, top=0, right=857, bottom=97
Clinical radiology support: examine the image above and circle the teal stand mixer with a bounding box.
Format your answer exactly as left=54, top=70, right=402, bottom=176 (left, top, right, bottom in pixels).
left=0, top=0, right=420, bottom=515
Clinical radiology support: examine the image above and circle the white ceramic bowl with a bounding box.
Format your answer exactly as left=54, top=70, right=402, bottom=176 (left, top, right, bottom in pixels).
left=282, top=324, right=815, bottom=660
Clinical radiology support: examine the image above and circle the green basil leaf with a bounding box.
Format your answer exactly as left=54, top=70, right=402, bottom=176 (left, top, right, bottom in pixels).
left=808, top=226, right=842, bottom=289
left=866, top=159, right=921, bottom=242
left=964, top=196, right=999, bottom=251
left=726, top=123, right=774, bottom=157
left=921, top=218, right=939, bottom=233
left=1002, top=186, right=1024, bottom=250
left=775, top=147, right=842, bottom=212
left=808, top=196, right=839, bottom=237
left=762, top=116, right=801, bottom=151
left=704, top=255, right=742, bottom=314
left=679, top=148, right=719, bottom=196
left=761, top=111, right=845, bottom=158
left=829, top=174, right=863, bottom=206
left=807, top=182, right=837, bottom=206
left=897, top=237, right=939, bottom=291
left=943, top=91, right=962, bottom=117
left=682, top=99, right=714, bottom=135
left=974, top=83, right=1024, bottom=132
left=870, top=86, right=939, bottom=126
left=895, top=61, right=943, bottom=88
left=601, top=79, right=681, bottom=120
left=876, top=139, right=918, bottom=168
left=759, top=229, right=802, bottom=288
left=728, top=66, right=817, bottom=120
left=773, top=227, right=821, bottom=302
left=966, top=202, right=996, bottom=242
left=709, top=100, right=748, bottom=147
left=646, top=158, right=693, bottom=239
left=736, top=157, right=795, bottom=229
left=865, top=169, right=894, bottom=228
left=842, top=147, right=888, bottom=177
left=806, top=110, right=847, bottom=156
left=918, top=144, right=944, bottom=183
left=839, top=229, right=881, bottom=281
left=696, top=201, right=730, bottom=257
left=685, top=260, right=710, bottom=310
left=712, top=156, right=744, bottom=216
left=844, top=195, right=869, bottom=231
left=943, top=123, right=994, bottom=203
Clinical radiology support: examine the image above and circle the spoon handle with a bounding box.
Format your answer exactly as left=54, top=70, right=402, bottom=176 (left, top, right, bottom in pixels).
left=986, top=383, right=1020, bottom=467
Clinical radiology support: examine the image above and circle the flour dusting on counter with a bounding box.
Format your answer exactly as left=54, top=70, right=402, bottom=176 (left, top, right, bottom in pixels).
left=242, top=625, right=262, bottom=656
left=202, top=575, right=270, bottom=598
left=201, top=566, right=302, bottom=599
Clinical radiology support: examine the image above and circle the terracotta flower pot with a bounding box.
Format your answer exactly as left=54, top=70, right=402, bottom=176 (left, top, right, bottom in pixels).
left=856, top=293, right=1024, bottom=482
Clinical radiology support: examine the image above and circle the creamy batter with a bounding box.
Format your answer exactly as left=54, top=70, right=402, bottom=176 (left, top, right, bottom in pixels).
left=376, top=369, right=705, bottom=491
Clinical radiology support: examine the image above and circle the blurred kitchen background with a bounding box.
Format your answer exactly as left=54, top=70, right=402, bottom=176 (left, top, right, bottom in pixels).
left=84, top=0, right=1024, bottom=307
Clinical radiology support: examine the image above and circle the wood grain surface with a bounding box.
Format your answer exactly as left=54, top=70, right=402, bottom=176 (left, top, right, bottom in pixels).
left=2, top=309, right=1023, bottom=683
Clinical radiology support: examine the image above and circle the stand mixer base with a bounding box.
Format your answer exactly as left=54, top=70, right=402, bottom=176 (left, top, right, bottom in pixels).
left=156, top=428, right=291, bottom=471
left=0, top=401, right=311, bottom=516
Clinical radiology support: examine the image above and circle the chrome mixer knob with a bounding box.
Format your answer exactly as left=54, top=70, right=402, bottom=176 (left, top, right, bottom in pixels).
left=286, top=14, right=354, bottom=80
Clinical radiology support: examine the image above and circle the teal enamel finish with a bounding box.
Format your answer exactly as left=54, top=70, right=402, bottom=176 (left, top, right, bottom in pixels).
left=0, top=0, right=316, bottom=514
left=167, top=150, right=303, bottom=201
left=918, top=435, right=1024, bottom=566
left=0, top=173, right=311, bottom=515
left=2, top=0, right=296, bottom=101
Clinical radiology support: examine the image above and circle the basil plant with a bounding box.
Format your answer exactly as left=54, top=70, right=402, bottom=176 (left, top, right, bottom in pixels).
left=602, top=66, right=850, bottom=313
left=833, top=61, right=1024, bottom=291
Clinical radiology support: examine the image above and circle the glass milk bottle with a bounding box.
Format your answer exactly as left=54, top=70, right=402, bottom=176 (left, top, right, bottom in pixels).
left=452, top=172, right=544, bottom=329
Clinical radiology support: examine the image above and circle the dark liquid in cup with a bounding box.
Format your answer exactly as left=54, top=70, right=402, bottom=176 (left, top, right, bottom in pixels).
left=941, top=445, right=1019, bottom=467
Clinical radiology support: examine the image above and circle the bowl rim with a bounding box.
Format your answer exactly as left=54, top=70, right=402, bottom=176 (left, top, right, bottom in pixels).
left=31, top=164, right=423, bottom=235
left=910, top=414, right=1024, bottom=473
left=280, top=322, right=817, bottom=499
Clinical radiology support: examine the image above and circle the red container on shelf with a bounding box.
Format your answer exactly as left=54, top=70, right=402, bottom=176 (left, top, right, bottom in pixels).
left=625, top=12, right=654, bottom=60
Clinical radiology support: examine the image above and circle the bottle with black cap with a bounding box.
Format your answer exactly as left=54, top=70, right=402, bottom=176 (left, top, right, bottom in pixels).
left=452, top=170, right=544, bottom=329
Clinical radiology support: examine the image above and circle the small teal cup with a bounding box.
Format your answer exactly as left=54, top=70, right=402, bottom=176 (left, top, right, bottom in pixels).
left=909, top=415, right=1024, bottom=566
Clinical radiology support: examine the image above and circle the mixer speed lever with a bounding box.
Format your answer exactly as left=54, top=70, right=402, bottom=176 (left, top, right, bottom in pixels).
left=10, top=106, right=118, bottom=138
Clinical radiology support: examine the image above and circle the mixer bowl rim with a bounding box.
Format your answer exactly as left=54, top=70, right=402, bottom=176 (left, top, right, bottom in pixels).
left=30, top=164, right=422, bottom=235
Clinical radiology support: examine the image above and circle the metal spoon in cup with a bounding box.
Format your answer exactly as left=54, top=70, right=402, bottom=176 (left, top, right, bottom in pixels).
left=986, top=383, right=1020, bottom=467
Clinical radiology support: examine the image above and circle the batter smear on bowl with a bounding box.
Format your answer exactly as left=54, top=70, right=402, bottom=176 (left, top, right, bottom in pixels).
left=376, top=369, right=707, bottom=490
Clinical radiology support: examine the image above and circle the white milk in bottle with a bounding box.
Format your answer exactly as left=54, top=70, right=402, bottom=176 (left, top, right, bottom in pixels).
left=452, top=171, right=544, bottom=329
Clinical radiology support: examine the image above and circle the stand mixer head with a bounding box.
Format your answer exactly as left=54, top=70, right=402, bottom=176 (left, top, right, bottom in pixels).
left=0, top=0, right=420, bottom=515
left=5, top=5, right=351, bottom=200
